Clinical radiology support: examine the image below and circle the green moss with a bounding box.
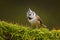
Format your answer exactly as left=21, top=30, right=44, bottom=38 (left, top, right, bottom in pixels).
left=0, top=21, right=60, bottom=40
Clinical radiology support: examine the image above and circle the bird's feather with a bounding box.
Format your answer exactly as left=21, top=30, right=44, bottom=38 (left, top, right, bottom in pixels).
left=36, top=15, right=42, bottom=24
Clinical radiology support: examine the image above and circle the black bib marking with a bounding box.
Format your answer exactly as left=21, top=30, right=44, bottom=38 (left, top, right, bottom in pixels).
left=28, top=17, right=32, bottom=20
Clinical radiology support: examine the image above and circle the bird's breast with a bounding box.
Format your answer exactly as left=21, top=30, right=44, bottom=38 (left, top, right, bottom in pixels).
left=28, top=17, right=37, bottom=24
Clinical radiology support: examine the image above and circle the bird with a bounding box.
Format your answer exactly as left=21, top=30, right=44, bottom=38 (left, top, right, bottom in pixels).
left=27, top=8, right=47, bottom=28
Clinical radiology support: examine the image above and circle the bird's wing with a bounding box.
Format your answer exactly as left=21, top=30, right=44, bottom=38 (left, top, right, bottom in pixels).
left=36, top=15, right=43, bottom=24
left=36, top=15, right=47, bottom=27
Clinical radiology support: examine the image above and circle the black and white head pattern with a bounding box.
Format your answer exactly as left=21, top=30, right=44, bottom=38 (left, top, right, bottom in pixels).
left=27, top=8, right=36, bottom=20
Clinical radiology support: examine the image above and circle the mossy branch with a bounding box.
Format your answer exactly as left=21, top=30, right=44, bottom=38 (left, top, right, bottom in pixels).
left=0, top=21, right=60, bottom=40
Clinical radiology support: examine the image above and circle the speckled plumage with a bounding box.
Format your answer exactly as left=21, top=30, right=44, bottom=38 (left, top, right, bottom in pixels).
left=27, top=8, right=47, bottom=28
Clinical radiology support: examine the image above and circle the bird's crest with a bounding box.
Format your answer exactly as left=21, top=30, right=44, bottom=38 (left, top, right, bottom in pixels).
left=28, top=8, right=32, bottom=12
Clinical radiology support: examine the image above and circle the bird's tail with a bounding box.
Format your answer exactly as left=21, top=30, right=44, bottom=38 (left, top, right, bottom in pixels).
left=41, top=24, right=47, bottom=28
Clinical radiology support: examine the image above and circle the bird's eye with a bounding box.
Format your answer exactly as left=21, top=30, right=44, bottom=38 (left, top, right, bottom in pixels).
left=29, top=14, right=31, bottom=16
left=33, top=13, right=34, bottom=15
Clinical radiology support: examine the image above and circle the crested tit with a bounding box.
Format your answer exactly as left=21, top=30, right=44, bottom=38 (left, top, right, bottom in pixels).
left=27, top=8, right=47, bottom=28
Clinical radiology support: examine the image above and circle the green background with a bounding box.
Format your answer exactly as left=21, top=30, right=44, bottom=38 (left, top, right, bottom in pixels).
left=0, top=0, right=60, bottom=29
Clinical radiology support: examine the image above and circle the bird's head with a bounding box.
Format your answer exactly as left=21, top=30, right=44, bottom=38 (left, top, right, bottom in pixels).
left=27, top=8, right=36, bottom=19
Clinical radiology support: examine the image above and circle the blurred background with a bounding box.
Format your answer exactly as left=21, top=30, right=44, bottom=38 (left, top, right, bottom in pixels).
left=0, top=0, right=60, bottom=29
